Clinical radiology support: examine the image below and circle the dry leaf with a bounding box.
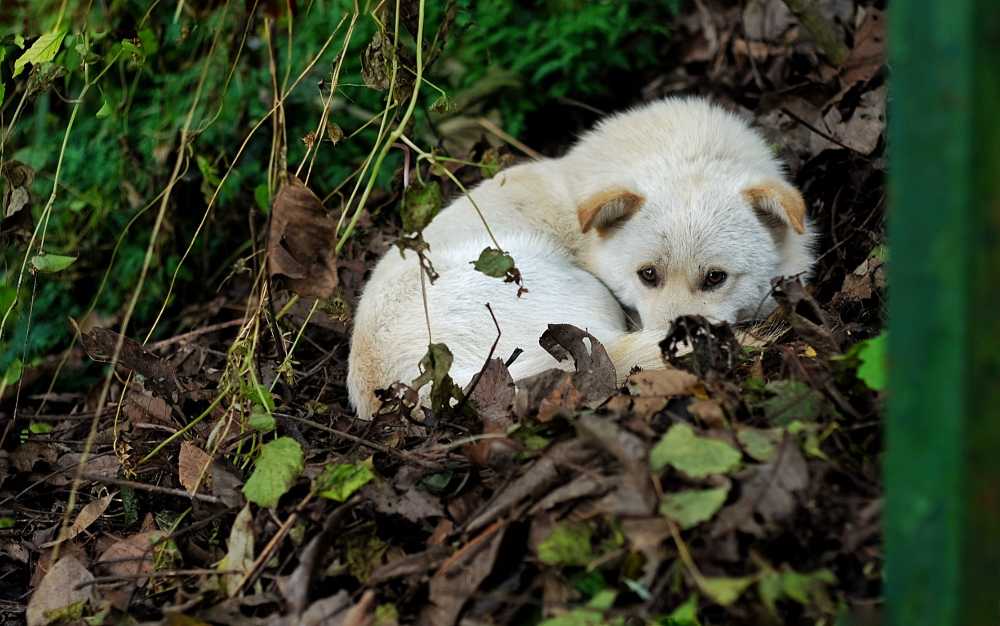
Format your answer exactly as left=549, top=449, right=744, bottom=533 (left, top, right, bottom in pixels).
left=26, top=556, right=96, bottom=626
left=841, top=9, right=885, bottom=87
left=41, top=494, right=113, bottom=547
left=268, top=176, right=339, bottom=299
left=179, top=441, right=213, bottom=495
left=97, top=530, right=166, bottom=586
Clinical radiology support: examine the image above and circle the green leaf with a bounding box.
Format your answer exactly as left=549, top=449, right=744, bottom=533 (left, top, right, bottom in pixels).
left=315, top=460, right=375, bottom=502
left=760, top=380, right=826, bottom=425
left=13, top=30, right=67, bottom=77
left=0, top=516, right=14, bottom=529
left=411, top=343, right=463, bottom=413
left=0, top=82, right=5, bottom=108
left=1, top=358, right=23, bottom=387
left=736, top=426, right=781, bottom=462
left=30, top=254, right=77, bottom=273
left=855, top=333, right=887, bottom=391
left=659, top=594, right=701, bottom=626
left=96, top=98, right=113, bottom=118
left=29, top=422, right=53, bottom=434
left=401, top=180, right=443, bottom=233
left=471, top=247, right=515, bottom=278
left=587, top=589, right=616, bottom=610
left=659, top=486, right=729, bottom=529
left=650, top=423, right=742, bottom=477
left=242, top=437, right=303, bottom=508
left=758, top=566, right=836, bottom=615
left=244, top=383, right=275, bottom=413
left=248, top=411, right=276, bottom=433
left=538, top=522, right=593, bottom=566
left=698, top=575, right=753, bottom=606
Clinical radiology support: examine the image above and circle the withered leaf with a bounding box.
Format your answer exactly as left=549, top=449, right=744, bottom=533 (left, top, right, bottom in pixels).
left=712, top=436, right=809, bottom=537
left=841, top=9, right=886, bottom=87
left=515, top=325, right=616, bottom=420
left=419, top=522, right=506, bottom=626
left=179, top=441, right=213, bottom=495
left=97, top=530, right=166, bottom=587
left=26, top=556, right=96, bottom=626
left=463, top=357, right=518, bottom=467
left=268, top=176, right=339, bottom=299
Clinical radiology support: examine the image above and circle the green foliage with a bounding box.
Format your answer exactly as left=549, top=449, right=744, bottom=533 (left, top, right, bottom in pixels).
left=650, top=423, right=742, bottom=477
left=854, top=332, right=888, bottom=391
left=315, top=460, right=375, bottom=502
left=659, top=486, right=729, bottom=530
left=242, top=437, right=304, bottom=508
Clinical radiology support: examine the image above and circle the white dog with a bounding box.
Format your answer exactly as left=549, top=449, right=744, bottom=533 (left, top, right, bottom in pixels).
left=347, top=97, right=815, bottom=418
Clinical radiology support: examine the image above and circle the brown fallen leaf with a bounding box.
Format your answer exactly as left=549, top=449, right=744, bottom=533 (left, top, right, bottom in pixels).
left=626, top=368, right=699, bottom=397
left=463, top=358, right=518, bottom=467
left=97, top=530, right=166, bottom=587
left=712, top=436, right=809, bottom=537
left=80, top=327, right=179, bottom=398
left=419, top=522, right=507, bottom=626
left=179, top=442, right=214, bottom=495
left=26, top=556, right=97, bottom=626
left=841, top=9, right=886, bottom=87
left=515, top=324, right=617, bottom=420
left=815, top=86, right=886, bottom=155
left=124, top=391, right=172, bottom=425
left=41, top=494, right=114, bottom=547
left=268, top=175, right=339, bottom=299
left=834, top=250, right=886, bottom=304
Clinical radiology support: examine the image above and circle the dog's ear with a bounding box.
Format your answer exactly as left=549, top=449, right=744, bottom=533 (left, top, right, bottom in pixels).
left=743, top=180, right=807, bottom=235
left=577, top=188, right=645, bottom=233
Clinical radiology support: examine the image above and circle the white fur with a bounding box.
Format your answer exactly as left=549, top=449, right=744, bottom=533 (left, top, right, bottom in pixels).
left=347, top=97, right=816, bottom=418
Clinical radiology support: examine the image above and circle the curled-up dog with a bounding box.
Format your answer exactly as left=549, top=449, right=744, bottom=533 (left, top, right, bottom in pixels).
left=347, top=97, right=816, bottom=418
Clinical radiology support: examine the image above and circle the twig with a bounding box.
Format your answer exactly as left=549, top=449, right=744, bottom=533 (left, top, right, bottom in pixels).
left=454, top=302, right=502, bottom=413
left=477, top=117, right=544, bottom=160
left=77, top=569, right=236, bottom=588
left=276, top=412, right=443, bottom=469
left=147, top=319, right=246, bottom=351
left=81, top=474, right=223, bottom=505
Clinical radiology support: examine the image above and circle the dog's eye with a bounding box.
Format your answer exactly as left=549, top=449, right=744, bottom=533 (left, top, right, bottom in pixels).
left=702, top=269, right=728, bottom=289
left=637, top=266, right=659, bottom=286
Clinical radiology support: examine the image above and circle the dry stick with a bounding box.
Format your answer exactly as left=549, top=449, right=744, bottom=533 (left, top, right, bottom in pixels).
left=80, top=474, right=222, bottom=505
left=276, top=413, right=442, bottom=469
left=146, top=319, right=246, bottom=351
left=78, top=569, right=237, bottom=587
left=476, top=117, right=544, bottom=160
left=454, top=303, right=502, bottom=415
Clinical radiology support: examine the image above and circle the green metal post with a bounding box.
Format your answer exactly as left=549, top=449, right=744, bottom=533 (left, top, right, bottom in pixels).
left=887, top=1, right=1000, bottom=625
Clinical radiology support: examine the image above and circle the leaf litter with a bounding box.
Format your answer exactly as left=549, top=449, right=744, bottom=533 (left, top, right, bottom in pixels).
left=3, top=1, right=887, bottom=624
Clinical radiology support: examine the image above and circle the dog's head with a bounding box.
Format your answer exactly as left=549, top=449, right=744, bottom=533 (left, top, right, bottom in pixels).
left=566, top=98, right=815, bottom=329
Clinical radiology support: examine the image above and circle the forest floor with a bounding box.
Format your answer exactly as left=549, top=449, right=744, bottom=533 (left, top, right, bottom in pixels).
left=2, top=1, right=887, bottom=624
